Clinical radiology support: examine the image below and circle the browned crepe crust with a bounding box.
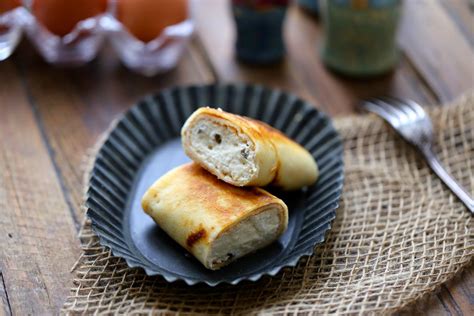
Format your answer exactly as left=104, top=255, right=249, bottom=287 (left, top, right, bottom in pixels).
left=142, top=163, right=288, bottom=269
left=181, top=108, right=319, bottom=190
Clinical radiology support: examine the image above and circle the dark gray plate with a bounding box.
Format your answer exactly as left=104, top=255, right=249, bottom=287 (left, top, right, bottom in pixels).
left=86, top=84, right=344, bottom=286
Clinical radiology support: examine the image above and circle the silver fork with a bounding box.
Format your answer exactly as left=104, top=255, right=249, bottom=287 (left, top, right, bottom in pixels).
left=362, top=97, right=474, bottom=214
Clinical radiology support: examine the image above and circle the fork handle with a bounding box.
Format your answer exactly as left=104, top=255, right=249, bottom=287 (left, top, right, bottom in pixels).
left=421, top=146, right=474, bottom=214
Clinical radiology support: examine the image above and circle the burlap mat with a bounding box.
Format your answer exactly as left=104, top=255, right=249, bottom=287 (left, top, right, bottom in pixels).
left=62, top=94, right=474, bottom=315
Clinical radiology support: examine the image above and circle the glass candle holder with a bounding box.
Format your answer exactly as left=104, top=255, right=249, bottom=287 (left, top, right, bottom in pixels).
left=320, top=0, right=402, bottom=77
left=23, top=15, right=105, bottom=66
left=21, top=0, right=107, bottom=66
left=103, top=15, right=194, bottom=76
left=0, top=7, right=25, bottom=61
left=232, top=0, right=289, bottom=64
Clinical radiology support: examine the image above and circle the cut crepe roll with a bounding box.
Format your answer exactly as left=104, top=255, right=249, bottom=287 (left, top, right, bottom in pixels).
left=141, top=163, right=288, bottom=270
left=181, top=107, right=319, bottom=190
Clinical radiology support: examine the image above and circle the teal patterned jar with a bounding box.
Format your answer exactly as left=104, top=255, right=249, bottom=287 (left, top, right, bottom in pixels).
left=320, top=0, right=402, bottom=77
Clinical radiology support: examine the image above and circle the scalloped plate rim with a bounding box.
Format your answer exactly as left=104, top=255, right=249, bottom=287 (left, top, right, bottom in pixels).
left=85, top=83, right=344, bottom=286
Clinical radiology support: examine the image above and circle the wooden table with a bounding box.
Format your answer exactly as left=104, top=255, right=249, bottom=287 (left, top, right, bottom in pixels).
left=1, top=0, right=473, bottom=314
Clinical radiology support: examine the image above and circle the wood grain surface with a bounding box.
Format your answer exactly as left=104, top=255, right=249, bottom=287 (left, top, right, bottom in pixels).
left=0, top=0, right=472, bottom=314
left=0, top=273, right=9, bottom=316
left=0, top=62, right=80, bottom=315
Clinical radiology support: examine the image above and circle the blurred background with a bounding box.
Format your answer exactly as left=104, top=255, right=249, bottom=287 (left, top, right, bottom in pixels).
left=1, top=1, right=473, bottom=314
left=1, top=0, right=472, bottom=118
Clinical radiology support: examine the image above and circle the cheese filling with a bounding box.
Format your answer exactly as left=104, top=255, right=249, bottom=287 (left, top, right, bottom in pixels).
left=207, top=207, right=282, bottom=269
left=188, top=118, right=257, bottom=184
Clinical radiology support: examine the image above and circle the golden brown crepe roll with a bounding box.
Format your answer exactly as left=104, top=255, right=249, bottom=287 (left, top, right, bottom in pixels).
left=141, top=163, right=289, bottom=270
left=181, top=107, right=319, bottom=190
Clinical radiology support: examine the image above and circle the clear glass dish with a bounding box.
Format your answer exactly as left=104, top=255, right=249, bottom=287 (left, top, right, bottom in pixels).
left=0, top=7, right=26, bottom=61
left=102, top=15, right=194, bottom=76
left=22, top=11, right=106, bottom=66
left=0, top=1, right=194, bottom=75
